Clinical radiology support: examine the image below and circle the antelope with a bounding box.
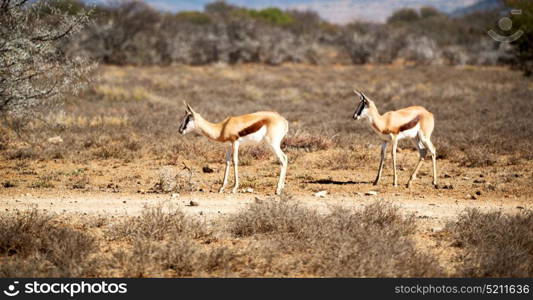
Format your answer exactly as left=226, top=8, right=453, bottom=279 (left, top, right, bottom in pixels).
left=352, top=90, right=438, bottom=188
left=179, top=103, right=289, bottom=195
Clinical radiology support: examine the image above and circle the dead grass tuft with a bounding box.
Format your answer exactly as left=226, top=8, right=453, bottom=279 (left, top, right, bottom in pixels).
left=447, top=209, right=533, bottom=277
left=0, top=209, right=97, bottom=277
left=228, top=200, right=443, bottom=277
left=108, top=204, right=209, bottom=241
left=282, top=132, right=335, bottom=151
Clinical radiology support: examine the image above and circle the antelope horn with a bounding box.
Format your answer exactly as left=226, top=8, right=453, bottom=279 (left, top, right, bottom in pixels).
left=183, top=101, right=195, bottom=114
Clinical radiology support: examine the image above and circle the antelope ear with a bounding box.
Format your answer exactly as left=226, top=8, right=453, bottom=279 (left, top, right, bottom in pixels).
left=353, top=89, right=361, bottom=97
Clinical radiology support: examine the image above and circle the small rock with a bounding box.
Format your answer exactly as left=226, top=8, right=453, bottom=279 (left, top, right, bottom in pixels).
left=202, top=166, right=214, bottom=173
left=199, top=211, right=203, bottom=215
left=462, top=176, right=470, bottom=180
left=254, top=197, right=263, bottom=204
left=189, top=201, right=199, bottom=206
left=365, top=191, right=378, bottom=196
left=431, top=227, right=444, bottom=233
left=47, top=136, right=63, bottom=144
left=475, top=191, right=481, bottom=196
left=466, top=194, right=477, bottom=200
left=516, top=206, right=524, bottom=210
left=137, top=189, right=145, bottom=194
left=442, top=184, right=454, bottom=190
left=473, top=179, right=485, bottom=184
left=171, top=193, right=179, bottom=198
left=443, top=173, right=451, bottom=178
left=244, top=188, right=254, bottom=193
left=314, top=190, right=328, bottom=198
left=122, top=200, right=127, bottom=204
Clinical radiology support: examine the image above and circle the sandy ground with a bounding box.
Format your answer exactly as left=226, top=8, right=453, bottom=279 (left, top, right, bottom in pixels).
left=1, top=156, right=531, bottom=275
left=1, top=152, right=532, bottom=232
left=0, top=190, right=530, bottom=231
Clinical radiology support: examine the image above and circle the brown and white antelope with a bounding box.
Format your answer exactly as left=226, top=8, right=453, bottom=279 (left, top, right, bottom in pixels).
left=352, top=90, right=438, bottom=188
left=179, top=103, right=289, bottom=195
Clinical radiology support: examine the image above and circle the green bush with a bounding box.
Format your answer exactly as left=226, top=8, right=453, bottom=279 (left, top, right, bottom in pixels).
left=246, top=7, right=294, bottom=25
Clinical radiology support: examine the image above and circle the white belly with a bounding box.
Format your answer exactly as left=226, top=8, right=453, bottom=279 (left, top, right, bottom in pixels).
left=238, top=126, right=267, bottom=144
left=375, top=123, right=420, bottom=141
left=398, top=123, right=420, bottom=140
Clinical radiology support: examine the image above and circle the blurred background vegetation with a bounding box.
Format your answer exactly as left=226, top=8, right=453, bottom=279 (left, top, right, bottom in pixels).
left=47, top=0, right=532, bottom=70
left=0, top=0, right=531, bottom=139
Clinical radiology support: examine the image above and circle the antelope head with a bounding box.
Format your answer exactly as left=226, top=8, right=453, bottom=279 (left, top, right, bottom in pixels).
left=353, top=89, right=371, bottom=120
left=179, top=102, right=197, bottom=134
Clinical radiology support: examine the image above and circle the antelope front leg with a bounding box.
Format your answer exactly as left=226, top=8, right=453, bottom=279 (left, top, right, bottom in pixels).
left=231, top=141, right=240, bottom=194
left=391, top=136, right=398, bottom=187
left=374, top=142, right=387, bottom=185
left=219, top=145, right=232, bottom=193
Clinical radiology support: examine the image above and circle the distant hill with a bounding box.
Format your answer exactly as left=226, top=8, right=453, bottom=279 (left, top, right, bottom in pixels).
left=450, top=0, right=505, bottom=17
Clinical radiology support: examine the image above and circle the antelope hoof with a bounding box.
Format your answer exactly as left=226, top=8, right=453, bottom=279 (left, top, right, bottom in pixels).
left=406, top=183, right=411, bottom=188
left=231, top=187, right=238, bottom=194
left=433, top=182, right=439, bottom=189
left=218, top=188, right=225, bottom=194
left=275, top=189, right=282, bottom=196
left=373, top=180, right=379, bottom=186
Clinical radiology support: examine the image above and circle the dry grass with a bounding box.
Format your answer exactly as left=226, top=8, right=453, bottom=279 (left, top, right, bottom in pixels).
left=108, top=203, right=209, bottom=241
left=447, top=209, right=533, bottom=277
left=0, top=209, right=97, bottom=277
left=0, top=64, right=531, bottom=277
left=1, top=65, right=531, bottom=196
left=1, top=203, right=532, bottom=277
left=3, top=65, right=530, bottom=169
left=228, top=200, right=444, bottom=277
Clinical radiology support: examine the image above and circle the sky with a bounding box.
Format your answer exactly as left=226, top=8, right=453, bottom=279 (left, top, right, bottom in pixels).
left=133, top=0, right=482, bottom=23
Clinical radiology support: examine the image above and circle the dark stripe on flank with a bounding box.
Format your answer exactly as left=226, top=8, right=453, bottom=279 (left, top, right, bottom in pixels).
left=399, top=115, right=420, bottom=132
left=238, top=119, right=268, bottom=137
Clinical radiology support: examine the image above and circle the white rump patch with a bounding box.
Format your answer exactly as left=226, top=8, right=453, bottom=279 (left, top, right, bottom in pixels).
left=238, top=126, right=267, bottom=144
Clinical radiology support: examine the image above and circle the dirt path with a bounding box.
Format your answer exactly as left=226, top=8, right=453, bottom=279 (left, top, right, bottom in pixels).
left=1, top=191, right=530, bottom=230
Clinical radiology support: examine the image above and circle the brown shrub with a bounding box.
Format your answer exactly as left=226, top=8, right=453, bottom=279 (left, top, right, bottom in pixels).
left=108, top=204, right=209, bottom=241
left=447, top=209, right=533, bottom=277
left=107, top=205, right=239, bottom=277
left=460, top=147, right=498, bottom=168
left=0, top=209, right=97, bottom=277
left=111, top=236, right=238, bottom=277
left=282, top=132, right=335, bottom=151
left=5, top=147, right=39, bottom=160
left=228, top=200, right=321, bottom=238
left=228, top=200, right=443, bottom=277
